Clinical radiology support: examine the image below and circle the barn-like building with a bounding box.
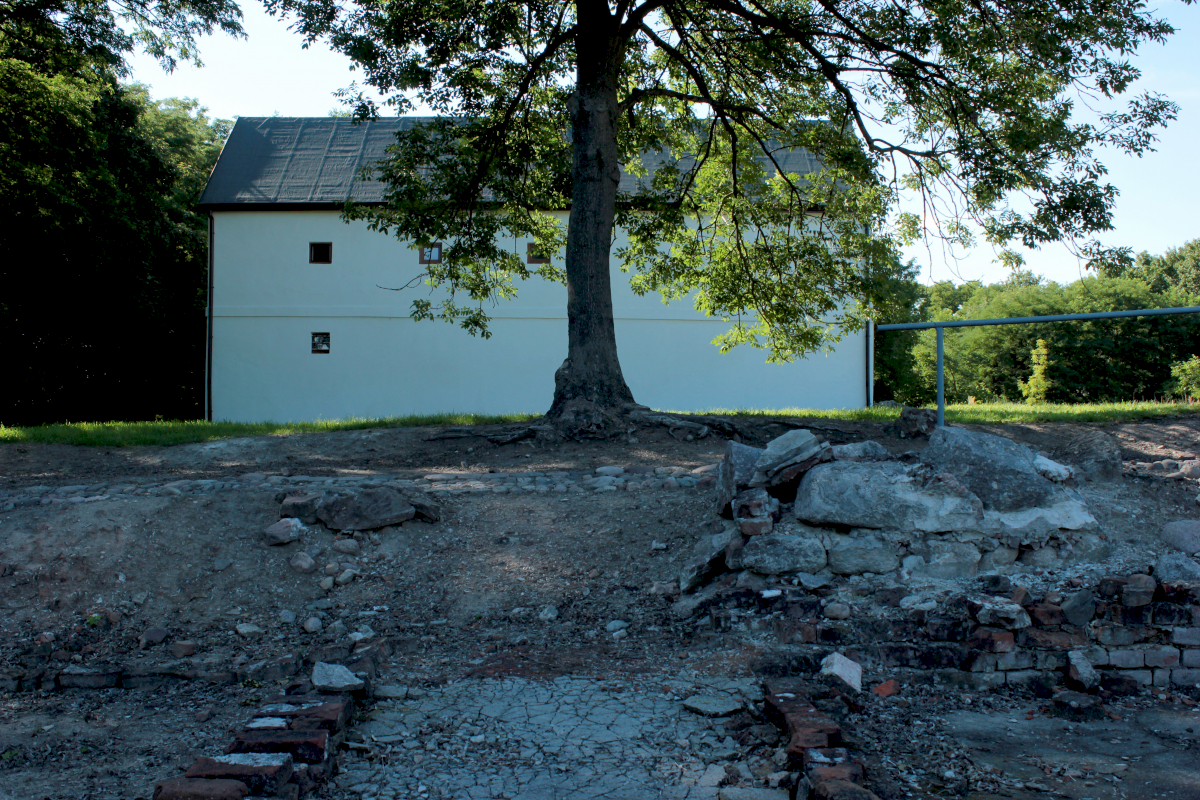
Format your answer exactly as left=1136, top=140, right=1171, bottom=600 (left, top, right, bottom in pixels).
left=197, top=117, right=872, bottom=422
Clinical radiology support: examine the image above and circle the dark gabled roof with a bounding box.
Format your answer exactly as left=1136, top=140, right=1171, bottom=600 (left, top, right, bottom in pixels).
left=199, top=116, right=823, bottom=209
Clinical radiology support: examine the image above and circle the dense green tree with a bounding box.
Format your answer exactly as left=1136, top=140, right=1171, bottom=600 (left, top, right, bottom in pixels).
left=1118, top=239, right=1200, bottom=295
left=892, top=276, right=1200, bottom=405
left=267, top=0, right=1178, bottom=432
left=0, top=0, right=239, bottom=424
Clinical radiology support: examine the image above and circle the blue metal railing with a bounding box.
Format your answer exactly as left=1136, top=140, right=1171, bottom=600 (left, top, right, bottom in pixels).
left=874, top=305, right=1200, bottom=427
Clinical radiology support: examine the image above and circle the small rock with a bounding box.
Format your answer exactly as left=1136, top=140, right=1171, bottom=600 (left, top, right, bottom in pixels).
left=374, top=685, right=408, bottom=699
left=872, top=679, right=900, bottom=698
left=235, top=623, right=264, bottom=638
left=312, top=661, right=365, bottom=692
left=537, top=605, right=558, bottom=622
left=289, top=552, right=317, bottom=574
left=279, top=610, right=297, bottom=625
left=263, top=517, right=306, bottom=546
left=170, top=641, right=197, bottom=658
left=1067, top=650, right=1099, bottom=690
left=323, top=562, right=340, bottom=576
left=823, top=602, right=851, bottom=620
left=302, top=617, right=323, bottom=634
left=682, top=694, right=743, bottom=717
left=334, top=568, right=360, bottom=586
left=820, top=652, right=862, bottom=692
left=595, top=466, right=625, bottom=477
left=1051, top=689, right=1104, bottom=721
left=1159, top=520, right=1200, bottom=554
left=212, top=558, right=233, bottom=572
left=331, top=538, right=361, bottom=555
left=138, top=627, right=169, bottom=649
left=318, top=577, right=335, bottom=591
left=606, top=620, right=629, bottom=632
left=830, top=440, right=889, bottom=461
left=611, top=629, right=628, bottom=641
left=1121, top=573, right=1156, bottom=607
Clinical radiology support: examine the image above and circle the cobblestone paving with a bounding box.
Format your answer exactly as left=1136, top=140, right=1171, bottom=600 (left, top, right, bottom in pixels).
left=335, top=676, right=766, bottom=800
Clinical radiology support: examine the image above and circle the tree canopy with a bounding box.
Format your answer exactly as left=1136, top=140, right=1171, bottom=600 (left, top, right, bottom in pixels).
left=0, top=0, right=239, bottom=424
left=266, top=0, right=1177, bottom=429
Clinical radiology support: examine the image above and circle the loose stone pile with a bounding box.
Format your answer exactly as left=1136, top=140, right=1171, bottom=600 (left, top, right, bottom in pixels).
left=696, top=426, right=1106, bottom=593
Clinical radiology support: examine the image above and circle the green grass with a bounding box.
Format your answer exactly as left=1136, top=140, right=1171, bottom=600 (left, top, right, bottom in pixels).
left=0, top=412, right=539, bottom=447
left=694, top=400, right=1200, bottom=425
left=2, top=400, right=1197, bottom=447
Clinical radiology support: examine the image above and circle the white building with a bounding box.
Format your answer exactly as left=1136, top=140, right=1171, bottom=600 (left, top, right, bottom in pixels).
left=198, top=117, right=872, bottom=422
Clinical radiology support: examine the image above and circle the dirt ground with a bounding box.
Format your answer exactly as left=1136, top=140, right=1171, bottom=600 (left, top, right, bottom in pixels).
left=1, top=414, right=1198, bottom=800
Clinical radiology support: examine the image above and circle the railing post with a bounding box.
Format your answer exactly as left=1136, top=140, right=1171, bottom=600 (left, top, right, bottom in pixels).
left=936, top=325, right=945, bottom=428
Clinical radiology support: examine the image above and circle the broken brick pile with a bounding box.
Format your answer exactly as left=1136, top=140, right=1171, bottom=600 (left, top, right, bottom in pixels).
left=151, top=689, right=357, bottom=800
left=761, top=677, right=881, bottom=800
left=702, top=571, right=1200, bottom=693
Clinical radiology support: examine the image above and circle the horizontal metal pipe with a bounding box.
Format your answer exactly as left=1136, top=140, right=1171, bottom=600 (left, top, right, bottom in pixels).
left=875, top=305, right=1200, bottom=332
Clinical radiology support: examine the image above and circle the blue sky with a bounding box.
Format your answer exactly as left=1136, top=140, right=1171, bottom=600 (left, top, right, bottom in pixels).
left=127, top=2, right=1200, bottom=287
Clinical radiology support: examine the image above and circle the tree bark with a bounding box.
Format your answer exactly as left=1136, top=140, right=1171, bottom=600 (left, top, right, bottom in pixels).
left=546, top=2, right=636, bottom=434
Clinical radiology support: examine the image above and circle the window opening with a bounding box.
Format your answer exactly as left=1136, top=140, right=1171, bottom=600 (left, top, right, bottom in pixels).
left=419, top=243, right=443, bottom=264
left=312, top=332, right=330, bottom=354
left=309, top=242, right=333, bottom=263
left=526, top=243, right=549, bottom=264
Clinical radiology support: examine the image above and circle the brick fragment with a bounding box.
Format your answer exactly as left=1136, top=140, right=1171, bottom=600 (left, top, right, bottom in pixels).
left=1143, top=647, right=1181, bottom=668
left=1097, top=576, right=1128, bottom=598
left=1028, top=604, right=1065, bottom=626
left=185, top=754, right=293, bottom=796
left=1122, top=574, right=1156, bottom=607
left=1108, top=649, right=1144, bottom=669
left=968, top=627, right=1014, bottom=653
left=152, top=778, right=249, bottom=800
left=1151, top=603, right=1193, bottom=627
left=1173, top=628, right=1200, bottom=646
left=807, top=762, right=866, bottom=784
left=227, top=729, right=329, bottom=764
left=871, top=679, right=899, bottom=698
left=255, top=699, right=351, bottom=732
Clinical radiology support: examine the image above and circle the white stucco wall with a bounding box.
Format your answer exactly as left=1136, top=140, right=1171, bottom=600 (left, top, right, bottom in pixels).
left=209, top=210, right=868, bottom=421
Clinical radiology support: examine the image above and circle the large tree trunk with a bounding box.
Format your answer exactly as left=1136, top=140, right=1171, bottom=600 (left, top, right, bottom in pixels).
left=546, top=5, right=636, bottom=435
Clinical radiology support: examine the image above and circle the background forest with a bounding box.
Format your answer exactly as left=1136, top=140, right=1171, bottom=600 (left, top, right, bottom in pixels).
left=873, top=243, right=1200, bottom=407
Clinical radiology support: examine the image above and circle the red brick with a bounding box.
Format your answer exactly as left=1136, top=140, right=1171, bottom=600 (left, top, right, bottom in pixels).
left=256, top=699, right=351, bottom=732
left=227, top=729, right=329, bottom=764
left=786, top=728, right=830, bottom=751
left=968, top=627, right=1015, bottom=653
left=871, top=679, right=900, bottom=698
left=812, top=778, right=881, bottom=799
left=808, top=763, right=866, bottom=784
left=185, top=755, right=293, bottom=796
left=1018, top=628, right=1087, bottom=649
left=152, top=778, right=249, bottom=800
left=1028, top=604, right=1065, bottom=626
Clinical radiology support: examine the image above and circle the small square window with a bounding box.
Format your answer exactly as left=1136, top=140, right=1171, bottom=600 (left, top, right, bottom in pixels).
left=419, top=242, right=443, bottom=264
left=312, top=332, right=330, bottom=354
left=526, top=243, right=549, bottom=264
left=309, top=242, right=333, bottom=263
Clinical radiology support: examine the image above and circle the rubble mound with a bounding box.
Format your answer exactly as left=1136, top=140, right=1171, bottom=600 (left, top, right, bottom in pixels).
left=689, top=425, right=1107, bottom=593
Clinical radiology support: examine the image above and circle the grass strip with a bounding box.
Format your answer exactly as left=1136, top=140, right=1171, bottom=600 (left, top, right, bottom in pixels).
left=2, top=401, right=1196, bottom=447
left=0, top=413, right=539, bottom=447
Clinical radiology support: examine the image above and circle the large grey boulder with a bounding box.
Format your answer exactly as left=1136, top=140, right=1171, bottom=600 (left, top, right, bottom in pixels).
left=316, top=488, right=417, bottom=531
left=921, top=427, right=1096, bottom=537
left=794, top=461, right=983, bottom=533
left=1159, top=520, right=1200, bottom=555
left=921, top=427, right=1056, bottom=512
left=740, top=532, right=827, bottom=575
left=827, top=530, right=901, bottom=575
